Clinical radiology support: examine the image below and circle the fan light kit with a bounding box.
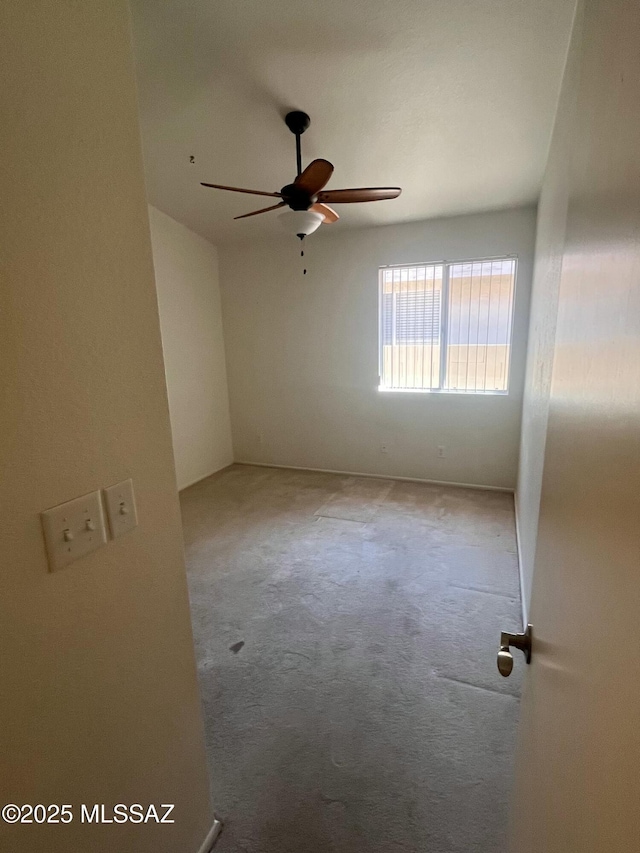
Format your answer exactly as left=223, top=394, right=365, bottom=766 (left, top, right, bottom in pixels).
left=201, top=110, right=402, bottom=240
left=278, top=209, right=324, bottom=237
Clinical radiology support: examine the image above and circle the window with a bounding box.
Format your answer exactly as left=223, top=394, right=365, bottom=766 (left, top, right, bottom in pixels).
left=379, top=257, right=517, bottom=393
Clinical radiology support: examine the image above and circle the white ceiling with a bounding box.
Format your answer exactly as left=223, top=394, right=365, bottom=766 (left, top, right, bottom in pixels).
left=130, top=0, right=576, bottom=245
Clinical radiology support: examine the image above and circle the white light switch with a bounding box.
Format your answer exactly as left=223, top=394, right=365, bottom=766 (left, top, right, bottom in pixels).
left=41, top=490, right=108, bottom=572
left=104, top=478, right=138, bottom=539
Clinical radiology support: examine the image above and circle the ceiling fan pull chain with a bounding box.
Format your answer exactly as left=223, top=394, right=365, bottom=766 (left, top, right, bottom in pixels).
left=299, top=235, right=307, bottom=275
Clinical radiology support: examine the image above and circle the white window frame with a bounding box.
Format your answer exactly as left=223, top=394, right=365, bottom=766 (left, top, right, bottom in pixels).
left=378, top=255, right=518, bottom=395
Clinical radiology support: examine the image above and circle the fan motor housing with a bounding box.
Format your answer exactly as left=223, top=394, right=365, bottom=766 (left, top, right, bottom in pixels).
left=280, top=183, right=315, bottom=211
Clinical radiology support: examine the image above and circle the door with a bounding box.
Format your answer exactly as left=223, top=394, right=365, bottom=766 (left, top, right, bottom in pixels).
left=509, top=1, right=640, bottom=851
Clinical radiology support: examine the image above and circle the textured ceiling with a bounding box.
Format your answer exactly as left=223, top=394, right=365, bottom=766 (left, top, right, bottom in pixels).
left=130, top=0, right=576, bottom=245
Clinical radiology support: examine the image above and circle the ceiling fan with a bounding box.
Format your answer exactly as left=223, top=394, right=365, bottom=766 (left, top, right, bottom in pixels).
left=201, top=111, right=402, bottom=237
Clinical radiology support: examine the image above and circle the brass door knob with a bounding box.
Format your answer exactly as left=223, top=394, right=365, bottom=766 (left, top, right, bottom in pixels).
left=497, top=624, right=532, bottom=677
left=497, top=646, right=515, bottom=677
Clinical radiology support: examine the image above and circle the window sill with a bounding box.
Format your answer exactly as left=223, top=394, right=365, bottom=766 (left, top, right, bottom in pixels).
left=377, top=386, right=509, bottom=396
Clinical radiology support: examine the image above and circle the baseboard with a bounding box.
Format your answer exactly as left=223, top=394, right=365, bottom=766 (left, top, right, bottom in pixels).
left=234, top=461, right=514, bottom=493
left=513, top=491, right=529, bottom=630
left=179, top=462, right=235, bottom=492
left=196, top=817, right=222, bottom=853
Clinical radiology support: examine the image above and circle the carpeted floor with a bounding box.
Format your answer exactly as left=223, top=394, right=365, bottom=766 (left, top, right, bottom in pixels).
left=180, top=464, right=523, bottom=853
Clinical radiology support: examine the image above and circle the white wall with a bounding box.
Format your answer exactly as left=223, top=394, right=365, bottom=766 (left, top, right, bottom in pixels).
left=149, top=206, right=233, bottom=489
left=219, top=207, right=536, bottom=489
left=0, top=3, right=212, bottom=851
left=516, top=4, right=580, bottom=617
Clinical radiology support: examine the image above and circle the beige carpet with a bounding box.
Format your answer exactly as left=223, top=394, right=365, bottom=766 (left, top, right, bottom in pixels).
left=181, top=464, right=523, bottom=853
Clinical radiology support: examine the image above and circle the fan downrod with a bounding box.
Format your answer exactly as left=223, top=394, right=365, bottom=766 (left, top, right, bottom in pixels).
left=285, top=111, right=310, bottom=177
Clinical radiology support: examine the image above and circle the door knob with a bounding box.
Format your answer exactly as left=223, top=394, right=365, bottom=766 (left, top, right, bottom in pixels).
left=497, top=624, right=532, bottom=677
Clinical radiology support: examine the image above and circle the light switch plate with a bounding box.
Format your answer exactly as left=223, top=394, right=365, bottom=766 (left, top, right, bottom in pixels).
left=104, top=478, right=138, bottom=539
left=41, top=490, right=108, bottom=572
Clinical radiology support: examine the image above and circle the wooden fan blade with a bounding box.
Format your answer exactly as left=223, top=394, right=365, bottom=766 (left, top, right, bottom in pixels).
left=311, top=203, right=339, bottom=224
left=201, top=182, right=282, bottom=198
left=317, top=187, right=402, bottom=203
left=234, top=202, right=285, bottom=220
left=294, top=159, right=334, bottom=194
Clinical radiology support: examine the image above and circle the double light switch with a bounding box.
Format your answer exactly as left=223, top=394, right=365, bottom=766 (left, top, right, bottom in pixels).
left=41, top=490, right=107, bottom=571
left=41, top=479, right=138, bottom=572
